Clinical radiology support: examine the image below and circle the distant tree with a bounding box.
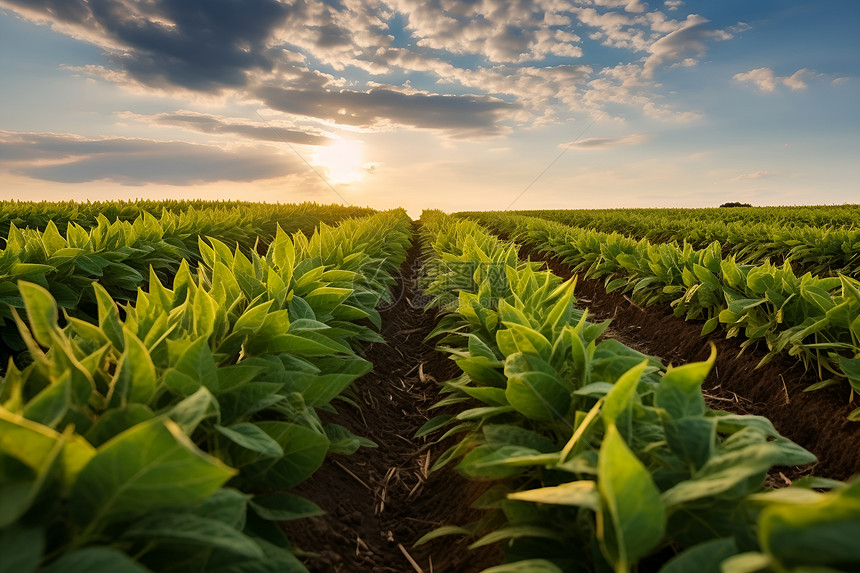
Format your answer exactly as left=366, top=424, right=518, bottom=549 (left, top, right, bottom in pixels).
left=719, top=202, right=753, bottom=208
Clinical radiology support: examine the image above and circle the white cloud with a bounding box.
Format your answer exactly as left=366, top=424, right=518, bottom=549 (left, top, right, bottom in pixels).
left=734, top=67, right=816, bottom=92
left=644, top=14, right=732, bottom=77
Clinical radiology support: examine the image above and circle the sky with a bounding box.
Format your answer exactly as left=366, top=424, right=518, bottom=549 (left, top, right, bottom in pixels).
left=0, top=1, right=857, bottom=217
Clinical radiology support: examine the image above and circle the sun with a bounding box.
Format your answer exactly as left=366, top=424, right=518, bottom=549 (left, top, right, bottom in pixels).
left=315, top=138, right=366, bottom=184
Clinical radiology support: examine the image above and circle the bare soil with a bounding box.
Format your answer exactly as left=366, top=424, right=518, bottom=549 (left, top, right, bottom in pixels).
left=282, top=230, right=501, bottom=573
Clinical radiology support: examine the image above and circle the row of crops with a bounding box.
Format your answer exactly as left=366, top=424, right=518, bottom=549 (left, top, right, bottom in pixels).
left=2, top=200, right=860, bottom=572
left=0, top=199, right=373, bottom=238
left=460, top=207, right=860, bottom=278
left=0, top=201, right=413, bottom=571
left=460, top=212, right=860, bottom=417
left=0, top=203, right=371, bottom=363
left=416, top=211, right=860, bottom=573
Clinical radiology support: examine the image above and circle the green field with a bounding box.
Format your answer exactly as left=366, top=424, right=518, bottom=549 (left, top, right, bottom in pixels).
left=2, top=201, right=859, bottom=573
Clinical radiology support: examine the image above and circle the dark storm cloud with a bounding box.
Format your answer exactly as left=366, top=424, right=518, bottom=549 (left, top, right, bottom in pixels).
left=140, top=111, right=331, bottom=145
left=1, top=0, right=291, bottom=90
left=0, top=131, right=297, bottom=185
left=256, top=86, right=519, bottom=136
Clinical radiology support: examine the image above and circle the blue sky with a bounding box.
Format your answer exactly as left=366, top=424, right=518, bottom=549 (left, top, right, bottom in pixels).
left=0, top=0, right=857, bottom=216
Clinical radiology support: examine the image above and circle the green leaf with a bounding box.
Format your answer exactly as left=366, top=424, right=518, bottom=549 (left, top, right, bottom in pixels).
left=40, top=548, right=152, bottom=573
left=85, top=404, right=155, bottom=447
left=658, top=538, right=738, bottom=573
left=18, top=281, right=58, bottom=348
left=758, top=481, right=860, bottom=568
left=0, top=524, right=44, bottom=573
left=216, top=382, right=283, bottom=425
left=93, top=282, right=125, bottom=352
left=602, top=360, right=647, bottom=435
left=22, top=372, right=72, bottom=429
left=235, top=422, right=328, bottom=489
left=656, top=347, right=715, bottom=420
left=175, top=337, right=218, bottom=391
left=250, top=492, right=324, bottom=521
left=483, top=424, right=557, bottom=453
left=413, top=525, right=474, bottom=547
left=508, top=481, right=600, bottom=511
left=718, top=552, right=772, bottom=573
left=122, top=512, right=265, bottom=558
left=469, top=525, right=562, bottom=549
left=457, top=445, right=541, bottom=479
left=70, top=419, right=235, bottom=527
left=0, top=408, right=94, bottom=491
left=324, top=423, right=376, bottom=455
left=496, top=324, right=553, bottom=362
left=168, top=387, right=220, bottom=435
left=839, top=357, right=860, bottom=393
left=111, top=329, right=157, bottom=406
left=598, top=424, right=666, bottom=571
left=415, top=414, right=454, bottom=438
left=216, top=423, right=284, bottom=458
left=480, top=560, right=564, bottom=573
left=233, top=301, right=274, bottom=334
left=504, top=352, right=570, bottom=421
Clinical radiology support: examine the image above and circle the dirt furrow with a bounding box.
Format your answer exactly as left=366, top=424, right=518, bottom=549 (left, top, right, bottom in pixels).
left=282, top=228, right=500, bottom=573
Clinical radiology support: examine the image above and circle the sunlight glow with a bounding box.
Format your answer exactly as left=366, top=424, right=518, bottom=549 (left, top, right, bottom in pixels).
left=315, top=138, right=365, bottom=184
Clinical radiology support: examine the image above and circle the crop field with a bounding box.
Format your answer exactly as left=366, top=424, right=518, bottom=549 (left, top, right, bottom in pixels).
left=2, top=200, right=859, bottom=573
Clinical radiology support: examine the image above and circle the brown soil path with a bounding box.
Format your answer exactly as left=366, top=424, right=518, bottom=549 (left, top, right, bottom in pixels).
left=524, top=247, right=860, bottom=481
left=282, top=229, right=500, bottom=572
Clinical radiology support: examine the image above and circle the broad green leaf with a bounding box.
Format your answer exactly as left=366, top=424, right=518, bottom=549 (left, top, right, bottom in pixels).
left=413, top=525, right=474, bottom=547
left=758, top=482, right=860, bottom=568
left=0, top=408, right=94, bottom=489
left=85, top=404, right=155, bottom=447
left=232, top=301, right=274, bottom=334
left=481, top=560, right=564, bottom=573
left=168, top=388, right=220, bottom=436
left=249, top=492, right=324, bottom=521
left=236, top=422, right=328, bottom=489
left=415, top=414, right=454, bottom=438
left=656, top=347, right=715, bottom=420
left=289, top=370, right=368, bottom=407
left=598, top=424, right=666, bottom=571
left=324, top=423, right=376, bottom=455
left=718, top=552, right=773, bottom=573
left=839, top=357, right=860, bottom=393
left=217, top=382, right=283, bottom=425
left=111, top=328, right=157, bottom=406
left=70, top=419, right=235, bottom=527
left=469, top=525, right=562, bottom=549
left=0, top=524, right=44, bottom=573
left=18, top=281, right=58, bottom=348
left=40, top=548, right=151, bottom=573
left=602, top=360, right=647, bottom=436
left=22, top=371, right=72, bottom=429
left=504, top=352, right=570, bottom=421
left=496, top=324, right=553, bottom=362
left=175, top=337, right=218, bottom=391
left=304, top=286, right=352, bottom=314
left=658, top=538, right=738, bottom=573
left=122, top=513, right=264, bottom=558
left=457, top=445, right=540, bottom=479
left=508, top=481, right=600, bottom=511
left=215, top=423, right=284, bottom=458
left=483, top=424, right=557, bottom=453
left=93, top=282, right=125, bottom=352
